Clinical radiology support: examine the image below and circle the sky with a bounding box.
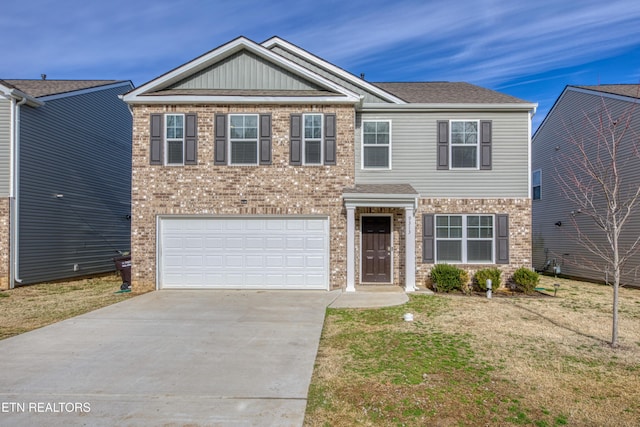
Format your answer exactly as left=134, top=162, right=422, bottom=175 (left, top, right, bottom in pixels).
left=2, top=0, right=640, bottom=131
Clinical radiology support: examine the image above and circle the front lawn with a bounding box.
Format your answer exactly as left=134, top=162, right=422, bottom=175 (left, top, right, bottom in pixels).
left=305, top=277, right=640, bottom=426
left=0, top=276, right=135, bottom=340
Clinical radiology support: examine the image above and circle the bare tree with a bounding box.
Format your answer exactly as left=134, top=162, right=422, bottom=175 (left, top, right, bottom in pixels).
left=555, top=91, right=640, bottom=348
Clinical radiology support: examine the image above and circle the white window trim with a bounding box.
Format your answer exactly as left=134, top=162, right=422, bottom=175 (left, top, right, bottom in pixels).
left=449, top=119, right=480, bottom=170
left=361, top=119, right=392, bottom=170
left=228, top=113, right=259, bottom=166
left=165, top=113, right=185, bottom=166
left=302, top=113, right=323, bottom=166
left=532, top=169, right=542, bottom=200
left=435, top=214, right=495, bottom=264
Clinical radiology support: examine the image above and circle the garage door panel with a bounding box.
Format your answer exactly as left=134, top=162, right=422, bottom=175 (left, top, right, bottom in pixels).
left=160, top=217, right=329, bottom=289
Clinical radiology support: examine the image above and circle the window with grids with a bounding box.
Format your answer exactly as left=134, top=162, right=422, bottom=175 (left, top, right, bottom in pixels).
left=304, top=114, right=323, bottom=165
left=451, top=120, right=478, bottom=168
left=362, top=121, right=390, bottom=168
left=165, top=114, right=184, bottom=165
left=229, top=114, right=258, bottom=165
left=435, top=215, right=494, bottom=263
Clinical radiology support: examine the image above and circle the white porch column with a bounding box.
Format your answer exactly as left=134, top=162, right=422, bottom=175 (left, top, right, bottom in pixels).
left=346, top=205, right=356, bottom=292
left=405, top=206, right=416, bottom=292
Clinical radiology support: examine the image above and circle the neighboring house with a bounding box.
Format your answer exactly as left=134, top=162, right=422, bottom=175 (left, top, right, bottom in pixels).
left=0, top=79, right=133, bottom=289
left=532, top=84, right=640, bottom=286
left=122, top=36, right=537, bottom=293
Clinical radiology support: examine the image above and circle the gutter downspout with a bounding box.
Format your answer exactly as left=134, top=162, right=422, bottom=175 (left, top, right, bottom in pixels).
left=9, top=95, right=28, bottom=288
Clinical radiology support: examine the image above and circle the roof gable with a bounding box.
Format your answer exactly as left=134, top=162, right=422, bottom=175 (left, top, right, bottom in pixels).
left=168, top=50, right=323, bottom=91
left=262, top=37, right=405, bottom=104
left=123, top=37, right=361, bottom=104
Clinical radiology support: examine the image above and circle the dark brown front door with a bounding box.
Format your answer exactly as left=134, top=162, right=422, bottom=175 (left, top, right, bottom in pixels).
left=362, top=216, right=391, bottom=283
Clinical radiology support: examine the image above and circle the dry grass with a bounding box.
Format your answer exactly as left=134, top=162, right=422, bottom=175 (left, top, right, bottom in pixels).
left=305, top=277, right=640, bottom=426
left=0, top=275, right=136, bottom=340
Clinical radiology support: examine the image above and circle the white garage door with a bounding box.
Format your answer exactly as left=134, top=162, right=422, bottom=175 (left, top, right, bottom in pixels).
left=158, top=216, right=330, bottom=289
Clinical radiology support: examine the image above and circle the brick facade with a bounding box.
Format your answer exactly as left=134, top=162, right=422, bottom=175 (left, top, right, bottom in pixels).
left=0, top=198, right=9, bottom=290
left=416, top=198, right=532, bottom=289
left=130, top=104, right=355, bottom=292
left=351, top=199, right=531, bottom=290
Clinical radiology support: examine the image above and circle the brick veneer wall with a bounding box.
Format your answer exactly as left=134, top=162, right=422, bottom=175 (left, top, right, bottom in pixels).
left=0, top=198, right=9, bottom=290
left=130, top=104, right=355, bottom=292
left=416, top=198, right=532, bottom=289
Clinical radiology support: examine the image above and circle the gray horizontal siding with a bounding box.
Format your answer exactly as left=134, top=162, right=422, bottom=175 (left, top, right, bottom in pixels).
left=171, top=51, right=322, bottom=91
left=0, top=99, right=10, bottom=196
left=532, top=89, right=640, bottom=286
left=355, top=111, right=530, bottom=197
left=18, top=84, right=132, bottom=284
left=269, top=45, right=390, bottom=104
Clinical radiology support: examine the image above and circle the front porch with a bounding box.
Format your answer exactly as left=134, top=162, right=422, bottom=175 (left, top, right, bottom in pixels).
left=342, top=184, right=419, bottom=293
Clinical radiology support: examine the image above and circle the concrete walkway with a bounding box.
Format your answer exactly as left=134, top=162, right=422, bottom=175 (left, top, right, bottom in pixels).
left=0, top=289, right=418, bottom=426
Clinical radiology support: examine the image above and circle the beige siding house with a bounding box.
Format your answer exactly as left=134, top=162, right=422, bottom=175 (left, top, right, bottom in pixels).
left=532, top=85, right=640, bottom=286
left=123, top=36, right=537, bottom=293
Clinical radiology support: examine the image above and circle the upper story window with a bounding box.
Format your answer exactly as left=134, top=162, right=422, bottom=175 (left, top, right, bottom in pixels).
left=450, top=120, right=478, bottom=169
left=229, top=114, right=259, bottom=165
left=165, top=114, right=185, bottom=165
left=532, top=169, right=541, bottom=200
left=362, top=120, right=391, bottom=169
left=304, top=114, right=323, bottom=165
left=435, top=214, right=494, bottom=263
left=149, top=113, right=197, bottom=166
left=437, top=120, right=491, bottom=170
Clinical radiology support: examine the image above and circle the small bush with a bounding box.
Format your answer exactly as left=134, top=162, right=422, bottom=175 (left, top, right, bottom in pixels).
left=512, top=267, right=540, bottom=294
left=474, top=268, right=502, bottom=291
left=430, top=264, right=469, bottom=293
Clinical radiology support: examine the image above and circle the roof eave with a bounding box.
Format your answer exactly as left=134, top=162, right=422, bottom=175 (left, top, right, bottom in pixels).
left=361, top=102, right=538, bottom=113
left=125, top=95, right=361, bottom=105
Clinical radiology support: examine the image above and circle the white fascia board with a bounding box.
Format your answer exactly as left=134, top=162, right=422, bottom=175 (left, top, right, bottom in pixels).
left=262, top=37, right=407, bottom=105
left=362, top=102, right=538, bottom=113
left=342, top=193, right=419, bottom=209
left=124, top=37, right=361, bottom=103
left=126, top=95, right=360, bottom=105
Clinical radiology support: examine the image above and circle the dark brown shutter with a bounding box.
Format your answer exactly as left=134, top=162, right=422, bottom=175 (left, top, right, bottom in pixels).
left=422, top=214, right=435, bottom=263
left=480, top=120, right=492, bottom=170
left=290, top=114, right=302, bottom=165
left=259, top=114, right=272, bottom=165
left=184, top=113, right=197, bottom=165
left=150, top=114, right=163, bottom=165
left=437, top=121, right=449, bottom=170
left=214, top=114, right=227, bottom=165
left=496, top=214, right=509, bottom=264
left=324, top=113, right=336, bottom=165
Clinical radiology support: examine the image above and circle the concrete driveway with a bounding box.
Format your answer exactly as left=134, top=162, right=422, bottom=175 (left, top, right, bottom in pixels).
left=0, top=290, right=340, bottom=426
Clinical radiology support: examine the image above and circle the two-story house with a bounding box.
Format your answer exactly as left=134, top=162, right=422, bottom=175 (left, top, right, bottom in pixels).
left=0, top=79, right=133, bottom=289
left=122, top=36, right=537, bottom=293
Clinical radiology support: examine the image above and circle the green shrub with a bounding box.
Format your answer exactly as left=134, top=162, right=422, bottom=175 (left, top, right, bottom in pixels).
left=512, top=267, right=540, bottom=294
left=430, top=264, right=469, bottom=293
left=474, top=267, right=502, bottom=291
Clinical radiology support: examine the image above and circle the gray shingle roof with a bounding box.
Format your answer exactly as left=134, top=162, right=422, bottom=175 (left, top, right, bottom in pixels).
left=373, top=82, right=531, bottom=104
left=574, top=84, right=640, bottom=100
left=0, top=79, right=122, bottom=98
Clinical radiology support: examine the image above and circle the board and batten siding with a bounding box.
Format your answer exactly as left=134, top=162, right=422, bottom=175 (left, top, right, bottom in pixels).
left=170, top=51, right=322, bottom=91
left=17, top=84, right=132, bottom=284
left=532, top=88, right=640, bottom=286
left=355, top=111, right=531, bottom=197
left=0, top=99, right=10, bottom=196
